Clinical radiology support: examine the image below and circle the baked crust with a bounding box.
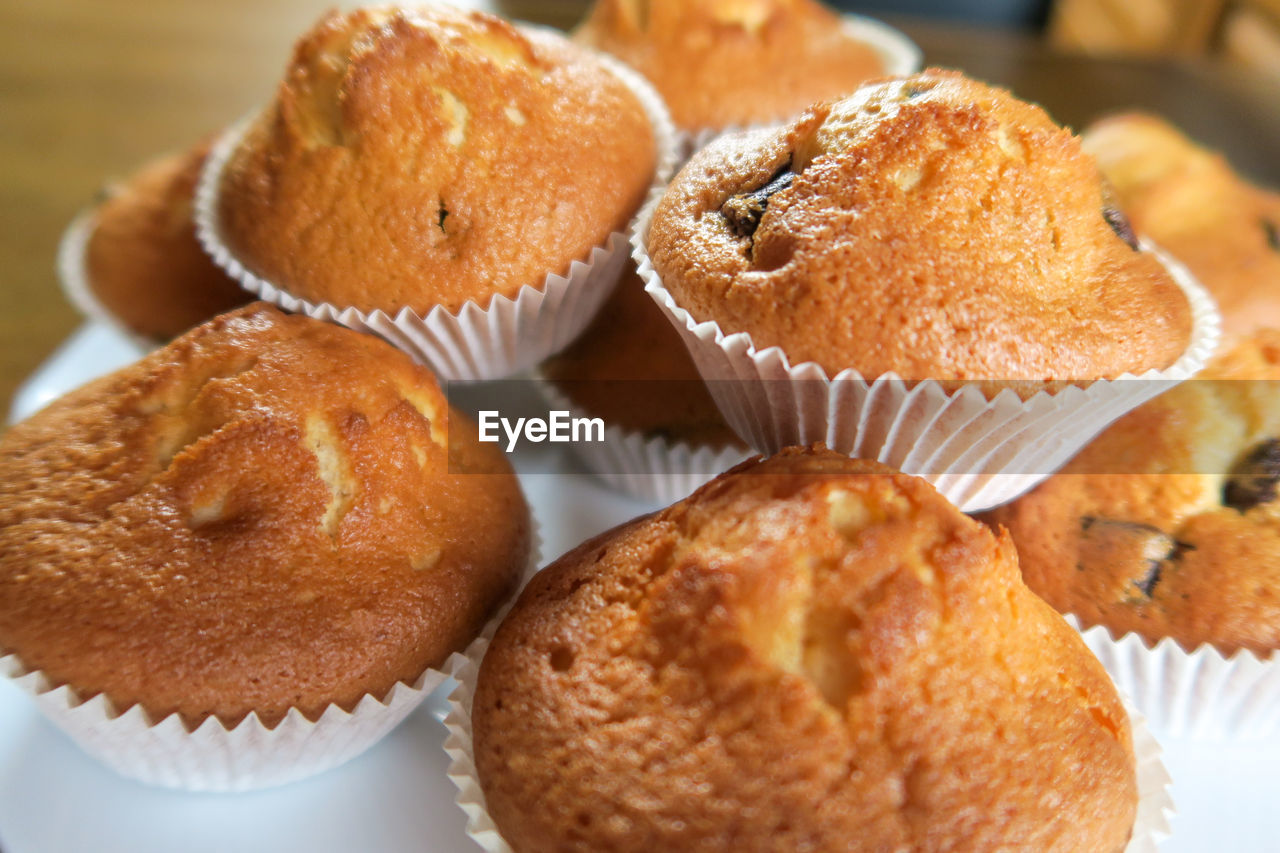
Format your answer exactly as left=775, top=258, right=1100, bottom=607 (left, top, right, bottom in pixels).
left=575, top=0, right=885, bottom=130
left=474, top=446, right=1136, bottom=852
left=1082, top=112, right=1280, bottom=338
left=0, top=304, right=531, bottom=727
left=86, top=141, right=248, bottom=339
left=647, top=70, right=1192, bottom=394
left=218, top=7, right=657, bottom=314
left=984, top=330, right=1280, bottom=656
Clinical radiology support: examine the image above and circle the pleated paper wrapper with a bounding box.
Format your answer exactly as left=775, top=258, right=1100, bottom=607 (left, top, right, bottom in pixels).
left=0, top=525, right=542, bottom=793
left=443, top=627, right=1174, bottom=853
left=676, top=15, right=923, bottom=159
left=537, top=379, right=750, bottom=505
left=194, top=49, right=678, bottom=382
left=1072, top=617, right=1280, bottom=740
left=632, top=194, right=1222, bottom=513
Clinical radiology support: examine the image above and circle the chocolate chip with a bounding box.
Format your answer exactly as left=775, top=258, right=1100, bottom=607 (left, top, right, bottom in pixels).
left=1078, top=516, right=1193, bottom=599
left=1263, top=219, right=1279, bottom=252
left=1102, top=204, right=1139, bottom=250
left=721, top=164, right=795, bottom=240
left=1224, top=438, right=1280, bottom=511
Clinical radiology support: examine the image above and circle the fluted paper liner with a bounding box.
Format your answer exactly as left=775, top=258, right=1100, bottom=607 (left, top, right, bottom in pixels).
left=0, top=524, right=542, bottom=793
left=194, top=49, right=678, bottom=382
left=444, top=626, right=1173, bottom=853
left=632, top=193, right=1221, bottom=513
left=676, top=15, right=923, bottom=159
left=1070, top=617, right=1280, bottom=740
left=537, top=379, right=750, bottom=505
left=56, top=209, right=159, bottom=351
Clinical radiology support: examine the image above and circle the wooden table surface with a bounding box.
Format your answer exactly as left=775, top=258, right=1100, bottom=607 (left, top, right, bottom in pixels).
left=2, top=0, right=1277, bottom=418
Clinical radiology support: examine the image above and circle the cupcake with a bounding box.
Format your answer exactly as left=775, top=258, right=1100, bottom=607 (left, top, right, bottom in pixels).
left=199, top=6, right=674, bottom=380
left=457, top=447, right=1166, bottom=851
left=1082, top=112, right=1280, bottom=338
left=0, top=303, right=531, bottom=789
left=637, top=69, right=1218, bottom=511
left=574, top=0, right=919, bottom=147
left=982, top=330, right=1280, bottom=737
left=63, top=140, right=249, bottom=341
left=541, top=265, right=748, bottom=502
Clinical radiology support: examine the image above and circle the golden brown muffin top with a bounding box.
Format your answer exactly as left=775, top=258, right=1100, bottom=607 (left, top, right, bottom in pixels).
left=647, top=70, right=1193, bottom=394
left=0, top=304, right=530, bottom=728
left=543, top=266, right=743, bottom=447
left=474, top=447, right=1136, bottom=852
left=574, top=0, right=885, bottom=130
left=1082, top=112, right=1280, bottom=339
left=86, top=141, right=249, bottom=340
left=983, top=329, right=1280, bottom=656
left=218, top=6, right=657, bottom=315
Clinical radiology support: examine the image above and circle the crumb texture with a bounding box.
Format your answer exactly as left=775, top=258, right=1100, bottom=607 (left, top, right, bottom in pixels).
left=575, top=0, right=886, bottom=129
left=648, top=70, right=1192, bottom=389
left=219, top=7, right=657, bottom=314
left=87, top=140, right=249, bottom=339
left=984, top=329, right=1280, bottom=656
left=0, top=304, right=530, bottom=727
left=1082, top=111, right=1280, bottom=339
left=474, top=447, right=1136, bottom=852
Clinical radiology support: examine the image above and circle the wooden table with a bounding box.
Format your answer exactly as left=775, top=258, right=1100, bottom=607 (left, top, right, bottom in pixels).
left=2, top=0, right=1277, bottom=418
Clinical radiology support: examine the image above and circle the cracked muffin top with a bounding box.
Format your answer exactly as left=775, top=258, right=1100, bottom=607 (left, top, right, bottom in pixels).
left=983, top=329, right=1280, bottom=657
left=473, top=446, right=1137, bottom=852
left=646, top=69, right=1193, bottom=393
left=0, top=304, right=530, bottom=728
left=542, top=265, right=744, bottom=448
left=574, top=0, right=886, bottom=131
left=86, top=140, right=249, bottom=340
left=1082, top=112, right=1280, bottom=339
left=216, top=6, right=657, bottom=315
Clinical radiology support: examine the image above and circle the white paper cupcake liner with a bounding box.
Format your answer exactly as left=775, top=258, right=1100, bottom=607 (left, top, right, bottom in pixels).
left=443, top=627, right=1173, bottom=853
left=633, top=192, right=1222, bottom=513
left=1, top=522, right=543, bottom=793
left=676, top=15, right=924, bottom=159
left=1070, top=617, right=1280, bottom=741
left=194, top=49, right=678, bottom=382
left=56, top=208, right=160, bottom=351
left=536, top=379, right=750, bottom=505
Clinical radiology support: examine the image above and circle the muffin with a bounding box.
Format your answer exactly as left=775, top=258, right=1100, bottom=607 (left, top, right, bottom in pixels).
left=574, top=0, right=912, bottom=133
left=1082, top=112, right=1280, bottom=338
left=75, top=140, right=249, bottom=340
left=983, top=329, right=1280, bottom=657
left=213, top=6, right=658, bottom=318
left=646, top=69, right=1193, bottom=392
left=542, top=265, right=749, bottom=501
left=472, top=447, right=1139, bottom=851
left=0, top=303, right=531, bottom=731
left=544, top=266, right=743, bottom=448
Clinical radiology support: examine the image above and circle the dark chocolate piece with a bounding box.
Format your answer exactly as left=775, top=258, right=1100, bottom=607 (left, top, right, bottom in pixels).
left=721, top=164, right=795, bottom=240
left=1224, top=438, right=1280, bottom=511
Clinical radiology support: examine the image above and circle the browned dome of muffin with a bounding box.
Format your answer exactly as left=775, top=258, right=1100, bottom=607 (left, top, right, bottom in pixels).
left=85, top=140, right=249, bottom=339
left=0, top=304, right=531, bottom=728
left=473, top=447, right=1137, bottom=852
left=543, top=265, right=743, bottom=448
left=217, top=6, right=657, bottom=315
left=574, top=0, right=886, bottom=131
left=984, top=329, right=1280, bottom=657
left=647, top=69, right=1192, bottom=393
left=1082, top=112, right=1280, bottom=338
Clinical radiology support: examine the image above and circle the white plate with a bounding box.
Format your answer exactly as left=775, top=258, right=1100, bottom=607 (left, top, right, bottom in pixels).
left=2, top=323, right=1279, bottom=852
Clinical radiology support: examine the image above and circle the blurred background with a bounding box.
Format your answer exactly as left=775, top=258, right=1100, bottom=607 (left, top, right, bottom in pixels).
left=2, top=0, right=1278, bottom=414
